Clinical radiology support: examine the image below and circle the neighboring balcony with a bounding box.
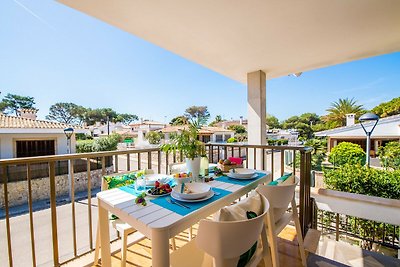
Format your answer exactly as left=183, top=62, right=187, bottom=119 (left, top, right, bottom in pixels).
left=0, top=143, right=398, bottom=266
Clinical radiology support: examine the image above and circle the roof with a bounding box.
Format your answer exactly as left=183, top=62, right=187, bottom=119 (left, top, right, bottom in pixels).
left=161, top=125, right=233, bottom=134
left=315, top=114, right=400, bottom=138
left=0, top=114, right=85, bottom=131
left=214, top=120, right=248, bottom=128
left=59, top=0, right=400, bottom=83
left=129, top=121, right=166, bottom=126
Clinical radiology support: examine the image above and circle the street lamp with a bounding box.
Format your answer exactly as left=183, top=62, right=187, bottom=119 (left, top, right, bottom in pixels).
left=64, top=127, right=74, bottom=201
left=359, top=113, right=379, bottom=167
left=64, top=127, right=74, bottom=154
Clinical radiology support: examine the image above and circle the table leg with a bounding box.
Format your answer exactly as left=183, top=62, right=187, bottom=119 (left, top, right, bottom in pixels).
left=99, top=199, right=111, bottom=267
left=152, top=229, right=170, bottom=267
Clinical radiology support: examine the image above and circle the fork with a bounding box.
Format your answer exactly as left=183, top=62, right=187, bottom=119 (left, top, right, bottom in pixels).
left=167, top=198, right=191, bottom=209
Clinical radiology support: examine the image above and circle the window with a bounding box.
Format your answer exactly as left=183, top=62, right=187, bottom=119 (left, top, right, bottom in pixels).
left=16, top=140, right=56, bottom=158
left=215, top=134, right=223, bottom=142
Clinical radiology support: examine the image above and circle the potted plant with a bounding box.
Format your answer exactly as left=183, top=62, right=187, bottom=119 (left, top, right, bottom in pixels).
left=161, top=122, right=204, bottom=179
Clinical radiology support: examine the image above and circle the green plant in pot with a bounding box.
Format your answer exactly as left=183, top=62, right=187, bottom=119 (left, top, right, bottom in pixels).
left=161, top=122, right=204, bottom=179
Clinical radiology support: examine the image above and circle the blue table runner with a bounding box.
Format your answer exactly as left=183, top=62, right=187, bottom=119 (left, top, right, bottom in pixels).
left=150, top=187, right=231, bottom=216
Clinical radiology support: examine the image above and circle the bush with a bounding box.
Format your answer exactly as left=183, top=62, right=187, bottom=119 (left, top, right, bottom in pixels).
left=228, top=124, right=246, bottom=134
left=145, top=131, right=163, bottom=144
left=378, top=141, right=400, bottom=170
left=234, top=133, right=247, bottom=142
left=76, top=134, right=121, bottom=153
left=267, top=139, right=288, bottom=146
left=76, top=140, right=95, bottom=153
left=324, top=165, right=400, bottom=250
left=227, top=137, right=237, bottom=143
left=328, top=142, right=365, bottom=166
left=324, top=164, right=400, bottom=199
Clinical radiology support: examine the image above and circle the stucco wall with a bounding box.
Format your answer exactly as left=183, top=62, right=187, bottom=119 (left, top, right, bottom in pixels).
left=0, top=166, right=113, bottom=208
left=0, top=133, right=77, bottom=159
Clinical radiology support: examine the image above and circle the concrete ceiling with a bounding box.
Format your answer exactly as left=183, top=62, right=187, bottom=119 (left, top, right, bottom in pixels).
left=59, top=0, right=400, bottom=83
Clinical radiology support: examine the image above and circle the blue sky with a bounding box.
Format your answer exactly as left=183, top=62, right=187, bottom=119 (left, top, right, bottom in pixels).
left=1, top=0, right=399, bottom=123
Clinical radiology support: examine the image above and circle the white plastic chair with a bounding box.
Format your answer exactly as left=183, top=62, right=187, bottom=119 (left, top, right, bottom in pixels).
left=94, top=170, right=177, bottom=267
left=170, top=194, right=270, bottom=267
left=256, top=177, right=307, bottom=267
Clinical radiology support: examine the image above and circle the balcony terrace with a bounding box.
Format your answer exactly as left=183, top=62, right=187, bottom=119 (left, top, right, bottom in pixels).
left=2, top=0, right=400, bottom=266
left=1, top=144, right=399, bottom=266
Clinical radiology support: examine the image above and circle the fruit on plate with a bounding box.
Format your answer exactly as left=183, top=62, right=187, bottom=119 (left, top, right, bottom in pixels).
left=172, top=172, right=192, bottom=178
left=218, top=159, right=234, bottom=165
left=148, top=182, right=172, bottom=195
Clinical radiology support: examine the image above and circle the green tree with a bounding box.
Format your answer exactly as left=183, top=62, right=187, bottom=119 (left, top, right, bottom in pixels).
left=377, top=141, right=400, bottom=170
left=266, top=114, right=280, bottom=129
left=184, top=106, right=210, bottom=125
left=1, top=93, right=36, bottom=115
left=170, top=115, right=188, bottom=126
left=209, top=115, right=224, bottom=126
left=228, top=124, right=247, bottom=134
left=115, top=113, right=139, bottom=125
left=281, top=113, right=321, bottom=139
left=372, top=97, right=400, bottom=118
left=145, top=131, right=163, bottom=144
left=325, top=98, right=364, bottom=126
left=328, top=142, right=366, bottom=166
left=46, top=102, right=85, bottom=124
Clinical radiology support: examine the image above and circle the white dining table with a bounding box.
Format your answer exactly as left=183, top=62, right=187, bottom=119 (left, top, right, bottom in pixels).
left=97, top=171, right=271, bottom=267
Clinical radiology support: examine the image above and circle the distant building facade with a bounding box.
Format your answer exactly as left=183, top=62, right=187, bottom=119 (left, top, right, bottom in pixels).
left=315, top=114, right=400, bottom=156
left=0, top=109, right=86, bottom=159
left=161, top=125, right=234, bottom=143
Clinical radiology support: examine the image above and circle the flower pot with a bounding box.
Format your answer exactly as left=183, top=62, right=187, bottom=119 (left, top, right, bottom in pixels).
left=185, top=157, right=201, bottom=180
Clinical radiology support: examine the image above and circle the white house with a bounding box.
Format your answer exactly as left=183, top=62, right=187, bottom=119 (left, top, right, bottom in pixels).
left=161, top=125, right=234, bottom=143
left=0, top=110, right=87, bottom=159
left=89, top=122, right=132, bottom=137
left=315, top=114, right=400, bottom=156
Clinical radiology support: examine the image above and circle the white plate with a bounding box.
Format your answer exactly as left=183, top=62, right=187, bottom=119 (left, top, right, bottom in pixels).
left=227, top=168, right=256, bottom=178
left=146, top=191, right=171, bottom=198
left=226, top=173, right=258, bottom=180
left=172, top=182, right=211, bottom=200
left=145, top=174, right=172, bottom=186
left=170, top=190, right=214, bottom=203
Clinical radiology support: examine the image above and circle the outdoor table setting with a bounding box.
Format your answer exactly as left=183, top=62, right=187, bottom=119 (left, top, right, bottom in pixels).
left=96, top=167, right=271, bottom=267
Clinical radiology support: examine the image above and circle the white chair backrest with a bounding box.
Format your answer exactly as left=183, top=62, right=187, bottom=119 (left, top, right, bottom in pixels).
left=256, top=176, right=299, bottom=209
left=196, top=195, right=269, bottom=262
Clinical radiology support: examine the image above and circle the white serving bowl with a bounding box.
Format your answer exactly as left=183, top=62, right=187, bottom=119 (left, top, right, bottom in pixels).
left=228, top=168, right=256, bottom=178
left=145, top=174, right=172, bottom=186
left=172, top=182, right=211, bottom=200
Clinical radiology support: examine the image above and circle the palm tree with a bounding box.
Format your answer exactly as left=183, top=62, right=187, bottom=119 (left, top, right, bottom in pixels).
left=325, top=98, right=364, bottom=126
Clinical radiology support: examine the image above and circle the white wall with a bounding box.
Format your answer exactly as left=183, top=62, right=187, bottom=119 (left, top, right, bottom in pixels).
left=0, top=133, right=76, bottom=159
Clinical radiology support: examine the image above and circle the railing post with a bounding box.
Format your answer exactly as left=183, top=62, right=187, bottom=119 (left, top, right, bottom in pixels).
left=2, top=165, right=13, bottom=267
left=299, top=150, right=312, bottom=235
left=87, top=158, right=93, bottom=250
left=49, top=161, right=60, bottom=267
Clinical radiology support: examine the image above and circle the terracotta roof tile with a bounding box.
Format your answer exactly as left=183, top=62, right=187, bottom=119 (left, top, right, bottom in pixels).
left=0, top=114, right=85, bottom=130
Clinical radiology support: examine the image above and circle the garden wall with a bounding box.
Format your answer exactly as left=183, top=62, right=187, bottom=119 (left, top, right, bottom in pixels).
left=0, top=166, right=113, bottom=208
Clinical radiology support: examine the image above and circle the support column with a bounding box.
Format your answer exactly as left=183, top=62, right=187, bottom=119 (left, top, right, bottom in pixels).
left=247, top=70, right=266, bottom=169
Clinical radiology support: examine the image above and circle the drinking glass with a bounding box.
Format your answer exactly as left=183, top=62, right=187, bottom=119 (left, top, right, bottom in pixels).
left=135, top=175, right=146, bottom=193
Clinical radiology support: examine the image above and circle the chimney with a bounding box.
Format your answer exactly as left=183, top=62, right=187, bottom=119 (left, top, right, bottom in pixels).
left=18, top=109, right=37, bottom=120
left=239, top=116, right=243, bottom=125
left=346, top=114, right=355, bottom=126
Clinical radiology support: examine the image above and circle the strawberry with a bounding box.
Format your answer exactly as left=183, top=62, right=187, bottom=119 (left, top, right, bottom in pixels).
left=165, top=184, right=170, bottom=189
left=155, top=181, right=160, bottom=188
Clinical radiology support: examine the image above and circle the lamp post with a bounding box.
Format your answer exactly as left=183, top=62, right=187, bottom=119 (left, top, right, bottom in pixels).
left=64, top=127, right=74, bottom=201
left=64, top=127, right=74, bottom=153
left=359, top=113, right=379, bottom=167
